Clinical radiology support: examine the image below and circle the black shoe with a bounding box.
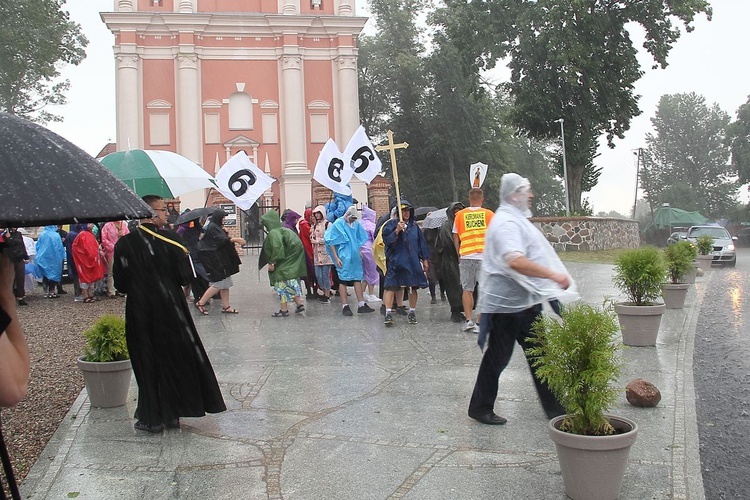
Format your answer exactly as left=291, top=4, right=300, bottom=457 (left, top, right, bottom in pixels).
left=468, top=412, right=507, bottom=425
left=318, top=296, right=330, bottom=304
left=134, top=421, right=165, bottom=433
left=342, top=305, right=353, bottom=317
left=380, top=304, right=386, bottom=316
left=17, top=298, right=28, bottom=306
left=407, top=311, right=418, bottom=324
left=396, top=306, right=408, bottom=316
left=165, top=418, right=180, bottom=429
left=357, top=304, right=375, bottom=313
left=384, top=313, right=393, bottom=327
left=57, top=289, right=68, bottom=295
left=450, top=312, right=463, bottom=323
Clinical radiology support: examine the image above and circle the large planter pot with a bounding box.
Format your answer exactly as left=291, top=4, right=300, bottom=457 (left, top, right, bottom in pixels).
left=549, top=414, right=638, bottom=500
left=683, top=267, right=697, bottom=284
left=77, top=357, right=132, bottom=408
left=614, top=303, right=666, bottom=347
left=695, top=254, right=713, bottom=271
left=661, top=283, right=689, bottom=309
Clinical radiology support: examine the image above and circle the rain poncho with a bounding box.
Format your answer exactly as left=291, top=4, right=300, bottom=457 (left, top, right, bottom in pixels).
left=477, top=173, right=579, bottom=315
left=197, top=210, right=241, bottom=282
left=381, top=201, right=430, bottom=288
left=310, top=205, right=333, bottom=266
left=325, top=192, right=353, bottom=223
left=360, top=206, right=379, bottom=285
left=283, top=210, right=301, bottom=234
left=72, top=228, right=105, bottom=285
left=324, top=208, right=367, bottom=281
left=34, top=225, right=65, bottom=282
left=259, top=210, right=307, bottom=284
left=64, top=224, right=86, bottom=279
left=434, top=202, right=465, bottom=312
left=101, top=221, right=130, bottom=263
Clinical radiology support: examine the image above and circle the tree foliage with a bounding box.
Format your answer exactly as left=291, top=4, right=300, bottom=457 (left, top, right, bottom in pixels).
left=437, top=0, right=712, bottom=214
left=727, top=95, right=750, bottom=186
left=358, top=0, right=564, bottom=213
left=0, top=0, right=88, bottom=123
left=641, top=92, right=736, bottom=217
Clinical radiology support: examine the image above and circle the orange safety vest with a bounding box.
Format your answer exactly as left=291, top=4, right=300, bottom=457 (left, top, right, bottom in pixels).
left=454, top=208, right=493, bottom=256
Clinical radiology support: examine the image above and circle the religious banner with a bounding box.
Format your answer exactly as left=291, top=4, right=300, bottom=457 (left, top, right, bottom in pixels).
left=313, top=138, right=353, bottom=195
left=343, top=125, right=382, bottom=184
left=470, top=162, right=488, bottom=188
left=214, top=151, right=275, bottom=210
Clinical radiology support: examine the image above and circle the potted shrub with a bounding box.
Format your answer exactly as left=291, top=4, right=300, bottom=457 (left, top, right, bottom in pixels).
left=661, top=241, right=694, bottom=309
left=76, top=314, right=132, bottom=408
left=527, top=302, right=637, bottom=500
left=694, top=235, right=715, bottom=271
left=612, top=247, right=666, bottom=346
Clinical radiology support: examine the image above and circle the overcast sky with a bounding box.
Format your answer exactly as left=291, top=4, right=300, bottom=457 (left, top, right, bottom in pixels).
left=49, top=1, right=749, bottom=215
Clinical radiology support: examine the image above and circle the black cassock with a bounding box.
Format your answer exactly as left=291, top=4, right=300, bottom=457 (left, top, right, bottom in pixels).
left=113, top=223, right=226, bottom=426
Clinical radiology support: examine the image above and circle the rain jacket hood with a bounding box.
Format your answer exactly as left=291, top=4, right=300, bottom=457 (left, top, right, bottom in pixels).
left=261, top=210, right=282, bottom=231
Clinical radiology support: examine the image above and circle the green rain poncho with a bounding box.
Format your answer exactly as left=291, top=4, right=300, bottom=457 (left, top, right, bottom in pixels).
left=259, top=210, right=307, bottom=284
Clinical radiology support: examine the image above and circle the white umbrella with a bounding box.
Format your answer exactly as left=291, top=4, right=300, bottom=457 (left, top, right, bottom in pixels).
left=421, top=207, right=449, bottom=229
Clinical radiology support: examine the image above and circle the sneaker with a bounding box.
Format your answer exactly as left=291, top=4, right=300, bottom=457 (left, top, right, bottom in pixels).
left=384, top=313, right=393, bottom=326
left=342, top=305, right=353, bottom=317
left=430, top=297, right=437, bottom=304
left=463, top=320, right=477, bottom=332
left=450, top=312, right=463, bottom=323
left=367, top=294, right=382, bottom=303
left=407, top=311, right=418, bottom=324
left=357, top=304, right=375, bottom=313
left=318, top=296, right=331, bottom=304
left=74, top=296, right=85, bottom=303
left=396, top=306, right=408, bottom=316
left=17, top=298, right=28, bottom=306
left=57, top=289, right=68, bottom=295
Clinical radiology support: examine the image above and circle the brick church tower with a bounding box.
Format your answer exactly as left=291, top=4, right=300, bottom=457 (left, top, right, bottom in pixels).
left=102, top=0, right=368, bottom=215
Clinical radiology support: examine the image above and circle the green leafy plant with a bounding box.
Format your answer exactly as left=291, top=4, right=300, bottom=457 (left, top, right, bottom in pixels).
left=612, top=247, right=666, bottom=306
left=527, top=303, right=622, bottom=436
left=695, top=235, right=714, bottom=256
left=82, top=315, right=128, bottom=362
left=664, top=241, right=696, bottom=284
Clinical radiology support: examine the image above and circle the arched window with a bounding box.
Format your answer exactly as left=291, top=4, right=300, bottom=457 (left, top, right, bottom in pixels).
left=229, top=92, right=253, bottom=130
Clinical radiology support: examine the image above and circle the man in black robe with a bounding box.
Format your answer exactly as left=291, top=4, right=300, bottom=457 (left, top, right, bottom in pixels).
left=113, top=195, right=226, bottom=433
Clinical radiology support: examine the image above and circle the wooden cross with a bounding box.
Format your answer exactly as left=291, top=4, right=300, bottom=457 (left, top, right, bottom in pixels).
left=375, top=130, right=409, bottom=220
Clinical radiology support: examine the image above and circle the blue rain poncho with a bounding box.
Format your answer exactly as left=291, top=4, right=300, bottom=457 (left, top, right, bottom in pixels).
left=34, top=225, right=65, bottom=282
left=324, top=213, right=367, bottom=281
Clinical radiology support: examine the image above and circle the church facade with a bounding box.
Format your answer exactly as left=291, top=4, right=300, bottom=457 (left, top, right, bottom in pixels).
left=102, top=0, right=368, bottom=214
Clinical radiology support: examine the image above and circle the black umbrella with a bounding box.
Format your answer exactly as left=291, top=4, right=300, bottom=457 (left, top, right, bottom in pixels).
left=414, top=206, right=439, bottom=221
left=0, top=112, right=152, bottom=227
left=175, top=206, right=219, bottom=225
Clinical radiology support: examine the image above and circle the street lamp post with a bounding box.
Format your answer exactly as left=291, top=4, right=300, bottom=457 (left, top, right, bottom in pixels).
left=555, top=118, right=570, bottom=216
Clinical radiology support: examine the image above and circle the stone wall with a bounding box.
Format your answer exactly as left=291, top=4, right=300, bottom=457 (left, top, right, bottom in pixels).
left=532, top=217, right=640, bottom=251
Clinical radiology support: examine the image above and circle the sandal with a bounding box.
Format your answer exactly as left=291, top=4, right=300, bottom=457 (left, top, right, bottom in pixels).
left=83, top=297, right=95, bottom=303
left=271, top=310, right=289, bottom=317
left=221, top=306, right=239, bottom=314
left=295, top=303, right=305, bottom=314
left=195, top=302, right=209, bottom=315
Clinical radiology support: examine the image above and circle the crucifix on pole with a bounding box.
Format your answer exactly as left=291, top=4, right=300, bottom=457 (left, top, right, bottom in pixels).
left=375, top=130, right=409, bottom=220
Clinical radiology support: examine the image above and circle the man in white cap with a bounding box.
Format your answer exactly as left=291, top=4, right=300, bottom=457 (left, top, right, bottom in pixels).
left=468, top=173, right=576, bottom=425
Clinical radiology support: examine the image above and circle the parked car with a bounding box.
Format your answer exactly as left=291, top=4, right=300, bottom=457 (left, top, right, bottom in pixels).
left=686, top=225, right=737, bottom=267
left=667, top=230, right=688, bottom=246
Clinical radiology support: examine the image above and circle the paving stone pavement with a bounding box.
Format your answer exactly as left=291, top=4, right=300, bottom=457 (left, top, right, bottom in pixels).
left=21, top=256, right=706, bottom=499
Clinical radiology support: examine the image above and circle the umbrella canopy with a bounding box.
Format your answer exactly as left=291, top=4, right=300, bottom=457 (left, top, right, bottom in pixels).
left=0, top=112, right=152, bottom=227
left=100, top=149, right=217, bottom=198
left=421, top=207, right=448, bottom=229
left=414, top=206, right=439, bottom=221
left=175, top=206, right=218, bottom=225
left=650, top=207, right=707, bottom=229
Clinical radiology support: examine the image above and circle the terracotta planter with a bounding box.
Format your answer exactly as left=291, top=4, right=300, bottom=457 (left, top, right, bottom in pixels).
left=614, top=303, right=665, bottom=346
left=549, top=414, right=638, bottom=500
left=661, top=283, right=689, bottom=309
left=77, top=357, right=132, bottom=408
left=695, top=254, right=713, bottom=271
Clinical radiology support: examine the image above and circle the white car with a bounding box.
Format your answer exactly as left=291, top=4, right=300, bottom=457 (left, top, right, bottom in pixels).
left=686, top=225, right=737, bottom=267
